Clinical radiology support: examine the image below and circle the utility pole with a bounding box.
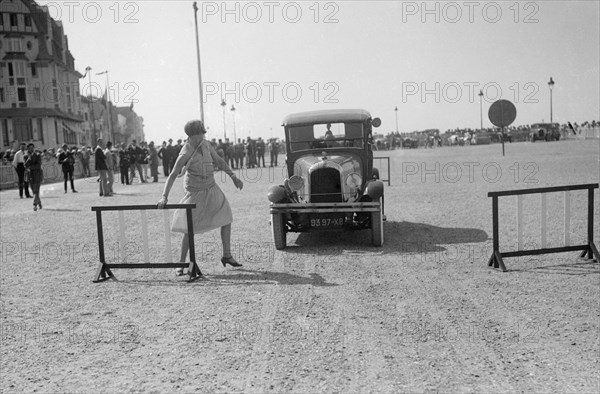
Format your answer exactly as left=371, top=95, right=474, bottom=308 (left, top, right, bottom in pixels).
left=193, top=2, right=204, bottom=122
left=97, top=70, right=113, bottom=143
left=85, top=66, right=97, bottom=142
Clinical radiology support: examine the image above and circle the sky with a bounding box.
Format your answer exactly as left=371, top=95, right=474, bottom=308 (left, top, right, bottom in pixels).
left=34, top=0, right=600, bottom=143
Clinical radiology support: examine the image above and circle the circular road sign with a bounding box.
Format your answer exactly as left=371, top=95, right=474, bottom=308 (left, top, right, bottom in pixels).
left=488, top=99, right=517, bottom=128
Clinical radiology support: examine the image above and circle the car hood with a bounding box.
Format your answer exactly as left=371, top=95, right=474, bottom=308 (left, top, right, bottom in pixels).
left=292, top=152, right=364, bottom=201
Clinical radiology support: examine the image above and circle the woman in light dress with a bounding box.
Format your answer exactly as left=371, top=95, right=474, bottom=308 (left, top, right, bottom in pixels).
left=158, top=120, right=244, bottom=275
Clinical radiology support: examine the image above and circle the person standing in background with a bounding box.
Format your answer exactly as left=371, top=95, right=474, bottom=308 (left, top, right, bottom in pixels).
left=269, top=139, right=279, bottom=167
left=235, top=138, right=244, bottom=169
left=129, top=140, right=146, bottom=183
left=80, top=146, right=91, bottom=177
left=158, top=141, right=170, bottom=177
left=118, top=143, right=130, bottom=185
left=95, top=138, right=110, bottom=197
left=166, top=138, right=176, bottom=174
left=12, top=143, right=32, bottom=199
left=104, top=141, right=115, bottom=195
left=256, top=137, right=266, bottom=167
left=58, top=143, right=77, bottom=193
left=148, top=141, right=159, bottom=182
left=24, top=143, right=43, bottom=210
left=226, top=140, right=236, bottom=169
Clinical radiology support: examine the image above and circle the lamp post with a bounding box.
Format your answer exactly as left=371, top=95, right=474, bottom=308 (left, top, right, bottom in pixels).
left=220, top=99, right=227, bottom=140
left=96, top=70, right=113, bottom=143
left=394, top=106, right=398, bottom=133
left=478, top=90, right=484, bottom=131
left=193, top=2, right=204, bottom=122
left=230, top=104, right=237, bottom=143
left=85, top=66, right=97, bottom=143
left=548, top=77, right=555, bottom=123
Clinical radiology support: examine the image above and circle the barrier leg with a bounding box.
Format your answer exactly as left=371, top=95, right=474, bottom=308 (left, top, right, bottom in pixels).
left=186, top=207, right=203, bottom=281
left=93, top=210, right=115, bottom=282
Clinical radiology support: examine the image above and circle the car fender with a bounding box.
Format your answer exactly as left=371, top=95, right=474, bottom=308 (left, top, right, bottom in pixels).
left=364, top=179, right=384, bottom=201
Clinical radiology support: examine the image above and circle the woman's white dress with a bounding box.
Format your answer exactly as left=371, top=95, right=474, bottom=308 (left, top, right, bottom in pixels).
left=171, top=140, right=233, bottom=234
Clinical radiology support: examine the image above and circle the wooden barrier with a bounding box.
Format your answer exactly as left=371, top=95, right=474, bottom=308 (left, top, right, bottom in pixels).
left=488, top=183, right=599, bottom=271
left=91, top=204, right=202, bottom=282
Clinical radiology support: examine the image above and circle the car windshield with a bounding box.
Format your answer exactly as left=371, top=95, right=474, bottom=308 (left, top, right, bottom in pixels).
left=288, top=122, right=364, bottom=152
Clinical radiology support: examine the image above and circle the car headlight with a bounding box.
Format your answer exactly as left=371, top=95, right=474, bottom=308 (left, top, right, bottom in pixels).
left=288, top=175, right=305, bottom=192
left=346, top=173, right=362, bottom=189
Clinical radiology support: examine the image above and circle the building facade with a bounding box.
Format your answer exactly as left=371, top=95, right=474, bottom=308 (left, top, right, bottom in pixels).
left=0, top=0, right=86, bottom=151
left=116, top=104, right=144, bottom=144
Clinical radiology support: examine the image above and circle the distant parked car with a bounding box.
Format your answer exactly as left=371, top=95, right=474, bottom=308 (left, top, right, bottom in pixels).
left=530, top=123, right=560, bottom=142
left=402, top=137, right=418, bottom=149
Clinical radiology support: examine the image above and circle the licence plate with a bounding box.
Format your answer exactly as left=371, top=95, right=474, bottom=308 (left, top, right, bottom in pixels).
left=309, top=214, right=345, bottom=228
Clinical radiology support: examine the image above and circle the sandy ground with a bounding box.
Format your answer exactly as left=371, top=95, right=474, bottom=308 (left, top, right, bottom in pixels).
left=1, top=140, right=599, bottom=393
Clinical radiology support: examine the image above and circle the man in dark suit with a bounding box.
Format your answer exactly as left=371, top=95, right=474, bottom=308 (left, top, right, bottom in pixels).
left=129, top=139, right=146, bottom=183
left=158, top=141, right=170, bottom=176
left=95, top=138, right=111, bottom=196
left=58, top=143, right=77, bottom=193
left=166, top=138, right=176, bottom=173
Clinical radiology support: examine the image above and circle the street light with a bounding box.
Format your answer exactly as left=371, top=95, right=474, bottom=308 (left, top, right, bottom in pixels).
left=193, top=2, right=204, bottom=122
left=220, top=99, right=227, bottom=140
left=394, top=106, right=398, bottom=133
left=96, top=70, right=113, bottom=143
left=548, top=77, right=555, bottom=123
left=478, top=90, right=484, bottom=131
left=85, top=66, right=97, bottom=143
left=230, top=104, right=237, bottom=142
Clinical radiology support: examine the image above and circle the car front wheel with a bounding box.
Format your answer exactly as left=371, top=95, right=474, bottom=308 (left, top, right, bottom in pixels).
left=272, top=213, right=287, bottom=250
left=371, top=205, right=384, bottom=246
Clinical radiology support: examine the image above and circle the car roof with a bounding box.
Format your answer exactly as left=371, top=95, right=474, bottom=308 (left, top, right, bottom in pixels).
left=283, top=109, right=372, bottom=126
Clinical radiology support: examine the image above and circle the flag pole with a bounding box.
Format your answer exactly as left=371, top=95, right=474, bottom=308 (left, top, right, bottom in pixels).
left=193, top=2, right=204, bottom=123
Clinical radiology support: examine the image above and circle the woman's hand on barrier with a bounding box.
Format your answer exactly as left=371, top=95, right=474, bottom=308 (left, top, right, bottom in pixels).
left=157, top=196, right=168, bottom=209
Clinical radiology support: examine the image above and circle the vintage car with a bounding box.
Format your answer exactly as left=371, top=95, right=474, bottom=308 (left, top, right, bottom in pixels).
left=268, top=109, right=385, bottom=249
left=530, top=123, right=560, bottom=142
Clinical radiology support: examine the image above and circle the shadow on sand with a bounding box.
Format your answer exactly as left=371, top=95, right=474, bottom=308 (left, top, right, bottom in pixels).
left=289, top=220, right=489, bottom=258
left=106, top=269, right=337, bottom=287
left=507, top=259, right=600, bottom=276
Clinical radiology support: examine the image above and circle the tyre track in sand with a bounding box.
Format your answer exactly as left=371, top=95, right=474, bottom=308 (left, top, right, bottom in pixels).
left=406, top=263, right=585, bottom=392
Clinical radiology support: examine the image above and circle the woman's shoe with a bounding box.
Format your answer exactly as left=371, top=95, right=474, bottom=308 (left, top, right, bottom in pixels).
left=38, top=203, right=42, bottom=210
left=175, top=268, right=186, bottom=276
left=33, top=204, right=37, bottom=211
left=221, top=256, right=242, bottom=267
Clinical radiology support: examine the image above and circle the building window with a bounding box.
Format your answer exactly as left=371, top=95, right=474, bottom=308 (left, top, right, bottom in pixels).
left=55, top=120, right=59, bottom=145
left=8, top=38, right=23, bottom=52
left=0, top=88, right=4, bottom=103
left=63, top=127, right=77, bottom=145
left=84, top=112, right=88, bottom=121
left=24, top=14, right=31, bottom=28
left=2, top=119, right=9, bottom=146
left=66, top=86, right=72, bottom=112
left=8, top=61, right=25, bottom=78
left=37, top=118, right=44, bottom=144
left=30, top=63, right=36, bottom=77
left=10, top=13, right=18, bottom=28
left=0, top=13, right=4, bottom=29
left=14, top=118, right=33, bottom=142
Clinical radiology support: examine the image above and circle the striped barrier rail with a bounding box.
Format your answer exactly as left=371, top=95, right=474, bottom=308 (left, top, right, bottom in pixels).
left=91, top=204, right=201, bottom=282
left=488, top=183, right=599, bottom=271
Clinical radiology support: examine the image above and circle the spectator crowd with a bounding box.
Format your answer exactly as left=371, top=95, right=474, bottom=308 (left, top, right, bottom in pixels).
left=1, top=135, right=286, bottom=202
